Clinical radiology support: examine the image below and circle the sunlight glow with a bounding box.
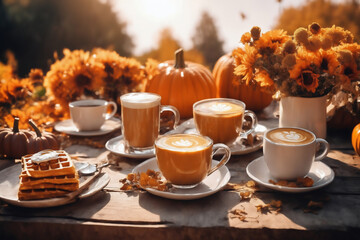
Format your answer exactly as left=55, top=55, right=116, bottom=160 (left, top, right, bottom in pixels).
left=140, top=0, right=179, bottom=20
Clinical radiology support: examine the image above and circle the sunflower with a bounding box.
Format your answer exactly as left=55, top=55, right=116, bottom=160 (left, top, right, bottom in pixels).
left=295, top=70, right=320, bottom=93
left=289, top=47, right=320, bottom=79
left=91, top=48, right=145, bottom=99
left=44, top=49, right=105, bottom=109
left=254, top=29, right=290, bottom=55
left=254, top=70, right=274, bottom=88
left=233, top=44, right=258, bottom=84
left=319, top=49, right=340, bottom=75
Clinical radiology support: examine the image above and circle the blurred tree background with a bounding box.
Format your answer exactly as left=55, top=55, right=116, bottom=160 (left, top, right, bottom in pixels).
left=1, top=0, right=360, bottom=78
left=275, top=0, right=360, bottom=41
left=192, top=11, right=224, bottom=69
left=0, top=0, right=133, bottom=77
left=136, top=28, right=205, bottom=65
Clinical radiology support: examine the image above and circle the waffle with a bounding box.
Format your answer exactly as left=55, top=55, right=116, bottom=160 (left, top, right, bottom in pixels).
left=22, top=150, right=76, bottom=178
left=19, top=170, right=79, bottom=186
left=18, top=150, right=79, bottom=201
left=18, top=188, right=72, bottom=201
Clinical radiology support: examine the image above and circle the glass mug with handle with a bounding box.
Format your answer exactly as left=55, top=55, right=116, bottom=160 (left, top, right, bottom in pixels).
left=193, top=98, right=258, bottom=144
left=120, top=92, right=180, bottom=154
left=155, top=134, right=231, bottom=189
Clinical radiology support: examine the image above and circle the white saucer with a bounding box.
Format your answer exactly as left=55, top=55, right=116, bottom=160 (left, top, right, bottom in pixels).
left=132, top=157, right=231, bottom=200
left=105, top=136, right=155, bottom=159
left=54, top=118, right=121, bottom=136
left=246, top=156, right=335, bottom=193
left=0, top=163, right=110, bottom=208
left=166, top=118, right=266, bottom=155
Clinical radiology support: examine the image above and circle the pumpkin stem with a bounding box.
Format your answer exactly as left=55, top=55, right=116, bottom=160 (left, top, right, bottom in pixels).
left=13, top=117, right=20, bottom=133
left=174, top=48, right=186, bottom=69
left=29, top=119, right=42, bottom=137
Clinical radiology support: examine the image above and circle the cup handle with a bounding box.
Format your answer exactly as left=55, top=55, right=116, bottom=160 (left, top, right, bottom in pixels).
left=207, top=143, right=231, bottom=176
left=240, top=110, right=258, bottom=137
left=105, top=101, right=118, bottom=120
left=160, top=105, right=180, bottom=129
left=314, top=138, right=330, bottom=161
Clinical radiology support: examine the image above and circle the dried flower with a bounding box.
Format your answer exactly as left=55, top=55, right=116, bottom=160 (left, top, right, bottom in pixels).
left=309, top=22, right=321, bottom=35
left=250, top=26, right=261, bottom=41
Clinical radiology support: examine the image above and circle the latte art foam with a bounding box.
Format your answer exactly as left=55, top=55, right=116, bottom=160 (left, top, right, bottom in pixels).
left=195, top=101, right=244, bottom=115
left=156, top=134, right=211, bottom=152
left=273, top=131, right=306, bottom=142
left=171, top=139, right=193, bottom=147
left=267, top=128, right=314, bottom=145
left=209, top=103, right=232, bottom=112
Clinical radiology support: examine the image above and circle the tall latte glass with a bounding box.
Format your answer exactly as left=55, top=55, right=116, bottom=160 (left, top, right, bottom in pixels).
left=193, top=98, right=257, bottom=144
left=120, top=92, right=180, bottom=153
left=155, top=134, right=231, bottom=189
left=264, top=127, right=330, bottom=180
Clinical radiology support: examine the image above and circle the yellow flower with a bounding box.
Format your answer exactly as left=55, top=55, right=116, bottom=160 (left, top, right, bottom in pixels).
left=289, top=47, right=321, bottom=79
left=241, top=32, right=252, bottom=44
left=233, top=44, right=258, bottom=84
left=254, top=70, right=274, bottom=88
left=254, top=29, right=291, bottom=54
left=319, top=49, right=340, bottom=75
left=44, top=49, right=105, bottom=109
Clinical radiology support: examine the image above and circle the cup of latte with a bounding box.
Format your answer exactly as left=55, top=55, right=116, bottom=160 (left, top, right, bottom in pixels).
left=120, top=92, right=180, bottom=153
left=69, top=99, right=117, bottom=131
left=155, top=134, right=231, bottom=189
left=263, top=127, right=330, bottom=180
left=193, top=98, right=257, bottom=144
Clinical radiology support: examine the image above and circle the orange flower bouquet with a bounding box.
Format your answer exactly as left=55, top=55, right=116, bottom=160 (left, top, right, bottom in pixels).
left=232, top=23, right=360, bottom=136
left=233, top=23, right=359, bottom=99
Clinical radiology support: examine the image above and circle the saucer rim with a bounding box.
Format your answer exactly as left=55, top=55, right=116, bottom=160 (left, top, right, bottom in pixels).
left=54, top=118, right=121, bottom=136
left=132, top=157, right=231, bottom=200
left=166, top=118, right=266, bottom=155
left=246, top=156, right=335, bottom=193
left=105, top=135, right=156, bottom=159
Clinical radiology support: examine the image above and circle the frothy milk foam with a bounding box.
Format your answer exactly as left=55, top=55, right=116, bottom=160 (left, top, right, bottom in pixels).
left=267, top=128, right=314, bottom=145
left=156, top=134, right=211, bottom=152
left=120, top=92, right=160, bottom=109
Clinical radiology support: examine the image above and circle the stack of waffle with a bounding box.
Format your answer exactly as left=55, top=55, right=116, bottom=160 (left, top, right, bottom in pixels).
left=18, top=150, right=79, bottom=200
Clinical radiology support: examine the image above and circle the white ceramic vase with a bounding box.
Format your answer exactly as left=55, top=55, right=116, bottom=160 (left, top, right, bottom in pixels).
left=279, top=95, right=327, bottom=139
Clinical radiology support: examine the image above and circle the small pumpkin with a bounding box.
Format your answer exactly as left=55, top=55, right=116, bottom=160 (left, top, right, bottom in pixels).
left=352, top=123, right=360, bottom=155
left=28, top=119, right=60, bottom=154
left=0, top=117, right=33, bottom=159
left=328, top=107, right=360, bottom=130
left=145, top=48, right=216, bottom=118
left=213, top=53, right=273, bottom=111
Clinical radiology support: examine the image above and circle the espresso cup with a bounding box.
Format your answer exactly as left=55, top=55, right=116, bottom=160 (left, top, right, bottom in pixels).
left=193, top=98, right=258, bottom=144
left=120, top=92, right=180, bottom=153
left=263, top=127, right=330, bottom=180
left=69, top=99, right=117, bottom=131
left=155, top=134, right=231, bottom=189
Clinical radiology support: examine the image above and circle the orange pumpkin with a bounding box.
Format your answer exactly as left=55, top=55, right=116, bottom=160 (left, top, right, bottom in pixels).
left=352, top=123, right=360, bottom=155
left=28, top=119, right=59, bottom=154
left=0, top=117, right=33, bottom=159
left=213, top=53, right=273, bottom=111
left=145, top=48, right=216, bottom=118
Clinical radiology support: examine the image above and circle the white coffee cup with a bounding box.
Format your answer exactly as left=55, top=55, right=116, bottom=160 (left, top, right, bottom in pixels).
left=263, top=127, right=330, bottom=180
left=69, top=99, right=117, bottom=131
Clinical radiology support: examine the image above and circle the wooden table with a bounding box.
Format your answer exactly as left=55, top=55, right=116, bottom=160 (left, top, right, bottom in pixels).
left=1, top=103, right=360, bottom=240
